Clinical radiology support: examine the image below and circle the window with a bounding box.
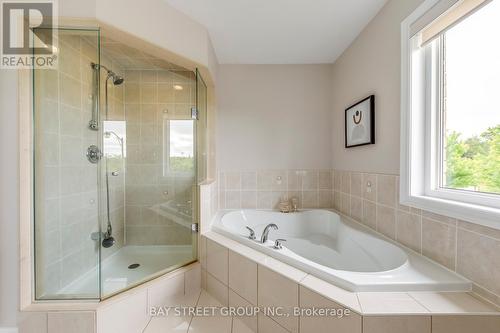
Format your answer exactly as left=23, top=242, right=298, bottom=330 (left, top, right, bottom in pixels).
left=163, top=119, right=194, bottom=175
left=401, top=0, right=500, bottom=229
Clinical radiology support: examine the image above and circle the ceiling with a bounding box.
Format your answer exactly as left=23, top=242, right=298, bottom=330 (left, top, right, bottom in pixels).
left=163, top=0, right=387, bottom=64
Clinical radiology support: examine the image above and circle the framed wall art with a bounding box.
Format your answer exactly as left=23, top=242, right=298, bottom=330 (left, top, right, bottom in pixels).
left=345, top=95, right=375, bottom=148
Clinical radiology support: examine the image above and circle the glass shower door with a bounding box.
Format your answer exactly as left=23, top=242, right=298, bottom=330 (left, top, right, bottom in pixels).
left=99, top=67, right=200, bottom=298
left=33, top=28, right=101, bottom=299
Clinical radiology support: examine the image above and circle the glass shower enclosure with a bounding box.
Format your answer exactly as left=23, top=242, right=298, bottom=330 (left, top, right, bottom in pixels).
left=32, top=28, right=207, bottom=300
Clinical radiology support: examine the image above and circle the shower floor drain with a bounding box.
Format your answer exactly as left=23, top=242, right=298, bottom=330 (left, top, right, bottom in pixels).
left=128, top=263, right=140, bottom=269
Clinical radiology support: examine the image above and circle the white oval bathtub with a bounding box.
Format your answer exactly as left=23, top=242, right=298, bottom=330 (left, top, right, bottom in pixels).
left=212, top=209, right=471, bottom=292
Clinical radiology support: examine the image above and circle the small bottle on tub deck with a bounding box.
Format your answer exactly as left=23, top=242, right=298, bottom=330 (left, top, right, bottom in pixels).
left=278, top=196, right=291, bottom=213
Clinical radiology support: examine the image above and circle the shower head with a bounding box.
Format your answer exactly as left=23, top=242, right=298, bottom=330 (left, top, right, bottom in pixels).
left=91, top=63, right=125, bottom=85
left=108, top=72, right=124, bottom=85
left=107, top=71, right=124, bottom=85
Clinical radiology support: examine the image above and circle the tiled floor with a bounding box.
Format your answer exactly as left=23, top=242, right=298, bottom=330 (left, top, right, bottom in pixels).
left=143, top=290, right=255, bottom=333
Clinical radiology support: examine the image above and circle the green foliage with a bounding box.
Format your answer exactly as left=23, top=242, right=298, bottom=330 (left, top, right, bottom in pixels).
left=445, top=125, right=500, bottom=194
left=170, top=156, right=194, bottom=172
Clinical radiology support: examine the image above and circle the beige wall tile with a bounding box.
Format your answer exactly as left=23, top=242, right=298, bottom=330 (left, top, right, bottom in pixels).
left=207, top=239, right=228, bottom=285
left=97, top=289, right=149, bottom=333
left=340, top=193, right=350, bottom=215
left=300, top=275, right=361, bottom=312
left=185, top=264, right=202, bottom=297
left=350, top=196, right=363, bottom=222
left=299, top=287, right=361, bottom=333
left=257, top=191, right=273, bottom=209
left=124, top=83, right=140, bottom=103
left=458, top=220, right=500, bottom=240
left=432, top=315, right=500, bottom=333
left=376, top=205, right=396, bottom=240
left=350, top=172, right=362, bottom=198
left=377, top=175, right=396, bottom=207
left=302, top=191, right=319, bottom=208
left=422, top=210, right=456, bottom=225
left=140, top=83, right=158, bottom=103
left=225, top=190, right=241, bottom=209
left=457, top=229, right=500, bottom=296
left=48, top=312, right=95, bottom=333
left=226, top=172, right=241, bottom=190
left=258, top=265, right=299, bottom=332
left=229, top=251, right=258, bottom=305
left=302, top=170, right=319, bottom=190
left=147, top=272, right=184, bottom=308
left=141, top=70, right=157, bottom=82
left=340, top=171, right=351, bottom=194
left=318, top=170, right=332, bottom=190
left=362, top=200, right=377, bottom=229
left=472, top=284, right=500, bottom=308
left=363, top=316, right=430, bottom=333
left=257, top=170, right=287, bottom=191
left=334, top=191, right=342, bottom=211
left=318, top=190, right=333, bottom=208
left=206, top=272, right=229, bottom=306
left=241, top=191, right=257, bottom=209
left=59, top=74, right=82, bottom=108
left=396, top=211, right=421, bottom=252
left=362, top=173, right=377, bottom=202
left=18, top=312, right=48, bottom=333
left=334, top=170, right=342, bottom=191
left=241, top=171, right=257, bottom=190
left=422, top=218, right=456, bottom=270
left=287, top=170, right=303, bottom=191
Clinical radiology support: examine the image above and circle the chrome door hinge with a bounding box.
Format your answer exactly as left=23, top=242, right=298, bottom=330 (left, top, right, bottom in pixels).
left=191, top=107, right=198, bottom=120
left=191, top=223, right=199, bottom=233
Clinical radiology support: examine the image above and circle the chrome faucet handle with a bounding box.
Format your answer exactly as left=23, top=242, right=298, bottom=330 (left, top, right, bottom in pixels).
left=273, top=239, right=287, bottom=250
left=245, top=226, right=256, bottom=240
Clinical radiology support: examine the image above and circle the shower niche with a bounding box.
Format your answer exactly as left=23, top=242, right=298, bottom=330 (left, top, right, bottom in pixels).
left=32, top=28, right=207, bottom=300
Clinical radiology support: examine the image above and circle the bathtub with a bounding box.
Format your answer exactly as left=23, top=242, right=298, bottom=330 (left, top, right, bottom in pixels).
left=211, top=209, right=471, bottom=292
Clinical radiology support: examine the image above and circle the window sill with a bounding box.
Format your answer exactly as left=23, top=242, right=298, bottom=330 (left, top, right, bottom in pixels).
left=400, top=193, right=500, bottom=230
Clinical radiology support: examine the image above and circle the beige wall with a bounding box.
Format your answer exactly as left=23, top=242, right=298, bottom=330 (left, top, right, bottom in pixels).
left=216, top=64, right=333, bottom=171
left=0, top=70, right=19, bottom=329
left=331, top=0, right=424, bottom=175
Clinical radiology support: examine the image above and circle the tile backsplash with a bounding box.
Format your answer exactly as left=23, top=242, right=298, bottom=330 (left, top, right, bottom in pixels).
left=216, top=169, right=500, bottom=307
left=219, top=170, right=334, bottom=210
left=332, top=169, right=500, bottom=308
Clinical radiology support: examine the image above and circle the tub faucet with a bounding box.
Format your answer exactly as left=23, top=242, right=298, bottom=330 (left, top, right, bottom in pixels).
left=261, top=223, right=278, bottom=243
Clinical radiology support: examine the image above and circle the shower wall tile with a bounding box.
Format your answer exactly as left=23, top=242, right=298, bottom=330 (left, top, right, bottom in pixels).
left=331, top=169, right=500, bottom=307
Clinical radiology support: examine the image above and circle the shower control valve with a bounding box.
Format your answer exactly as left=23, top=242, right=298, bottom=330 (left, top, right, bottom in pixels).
left=87, top=145, right=102, bottom=164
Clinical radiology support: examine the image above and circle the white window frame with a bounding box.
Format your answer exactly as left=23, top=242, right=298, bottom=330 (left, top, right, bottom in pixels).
left=400, top=0, right=500, bottom=230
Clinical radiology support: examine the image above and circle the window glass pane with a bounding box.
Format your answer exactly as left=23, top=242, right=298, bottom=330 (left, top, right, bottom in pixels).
left=442, top=1, right=500, bottom=194
left=168, top=120, right=194, bottom=172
